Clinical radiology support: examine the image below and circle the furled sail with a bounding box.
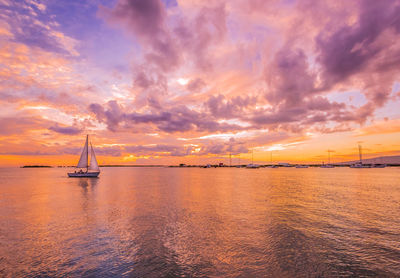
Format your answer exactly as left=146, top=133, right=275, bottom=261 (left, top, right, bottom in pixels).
left=76, top=135, right=88, bottom=168
left=88, top=143, right=100, bottom=172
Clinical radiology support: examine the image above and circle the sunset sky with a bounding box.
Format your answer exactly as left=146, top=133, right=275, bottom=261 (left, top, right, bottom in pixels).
left=1, top=0, right=400, bottom=166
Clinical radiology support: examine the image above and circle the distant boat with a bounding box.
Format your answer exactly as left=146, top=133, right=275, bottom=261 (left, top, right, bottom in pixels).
left=350, top=144, right=370, bottom=168
left=371, top=163, right=386, bottom=168
left=321, top=150, right=335, bottom=168
left=68, top=135, right=100, bottom=177
left=246, top=149, right=259, bottom=168
left=246, top=164, right=260, bottom=169
left=350, top=163, right=371, bottom=168
left=296, top=165, right=309, bottom=168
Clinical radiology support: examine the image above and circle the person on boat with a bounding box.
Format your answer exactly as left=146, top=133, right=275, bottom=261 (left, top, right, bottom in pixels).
left=79, top=169, right=83, bottom=173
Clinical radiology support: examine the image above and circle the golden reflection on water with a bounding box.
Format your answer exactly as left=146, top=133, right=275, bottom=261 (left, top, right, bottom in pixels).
left=0, top=167, right=399, bottom=277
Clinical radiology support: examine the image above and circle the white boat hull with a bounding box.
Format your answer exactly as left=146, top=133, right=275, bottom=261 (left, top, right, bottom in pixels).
left=68, top=172, right=100, bottom=177
left=350, top=162, right=371, bottom=168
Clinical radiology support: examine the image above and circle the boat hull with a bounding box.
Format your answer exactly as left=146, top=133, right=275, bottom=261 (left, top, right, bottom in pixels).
left=372, top=164, right=386, bottom=168
left=68, top=172, right=100, bottom=177
left=321, top=165, right=334, bottom=168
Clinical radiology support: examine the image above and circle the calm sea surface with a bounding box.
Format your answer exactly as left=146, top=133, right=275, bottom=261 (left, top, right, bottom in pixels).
left=0, top=167, right=399, bottom=277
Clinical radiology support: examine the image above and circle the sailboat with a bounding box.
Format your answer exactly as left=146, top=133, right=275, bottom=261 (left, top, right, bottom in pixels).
left=320, top=163, right=334, bottom=168
left=68, top=135, right=100, bottom=177
left=321, top=150, right=334, bottom=168
left=246, top=149, right=260, bottom=168
left=296, top=164, right=309, bottom=168
left=350, top=144, right=370, bottom=168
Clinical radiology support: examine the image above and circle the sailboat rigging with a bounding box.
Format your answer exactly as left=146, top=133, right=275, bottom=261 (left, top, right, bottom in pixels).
left=246, top=149, right=260, bottom=168
left=350, top=144, right=370, bottom=168
left=68, top=135, right=100, bottom=177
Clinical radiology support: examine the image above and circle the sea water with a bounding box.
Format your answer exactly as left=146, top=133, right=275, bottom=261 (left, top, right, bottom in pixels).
left=0, top=167, right=399, bottom=277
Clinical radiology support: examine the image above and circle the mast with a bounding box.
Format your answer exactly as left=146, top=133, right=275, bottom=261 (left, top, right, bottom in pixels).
left=252, top=149, right=254, bottom=164
left=86, top=134, right=89, bottom=172
left=358, top=144, right=362, bottom=164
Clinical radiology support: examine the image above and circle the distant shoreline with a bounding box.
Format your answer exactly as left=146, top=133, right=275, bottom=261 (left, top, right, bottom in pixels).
left=20, top=164, right=400, bottom=168
left=21, top=165, right=53, bottom=168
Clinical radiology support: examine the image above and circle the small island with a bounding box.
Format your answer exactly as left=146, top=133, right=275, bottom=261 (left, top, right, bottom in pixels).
left=21, top=165, right=53, bottom=168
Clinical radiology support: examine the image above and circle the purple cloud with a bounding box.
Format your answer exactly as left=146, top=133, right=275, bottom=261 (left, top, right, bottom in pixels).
left=200, top=138, right=248, bottom=155
left=316, top=0, right=400, bottom=84
left=206, top=94, right=258, bottom=118
left=49, top=124, right=82, bottom=135
left=101, top=0, right=181, bottom=72
left=186, top=78, right=206, bottom=92
left=101, top=0, right=166, bottom=39
left=2, top=1, right=78, bottom=56
left=125, top=144, right=189, bottom=156
left=265, top=47, right=317, bottom=106
left=63, top=145, right=122, bottom=157
left=89, top=101, right=245, bottom=133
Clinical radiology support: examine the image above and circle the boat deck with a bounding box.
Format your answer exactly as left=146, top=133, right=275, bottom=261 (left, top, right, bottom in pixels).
left=68, top=172, right=100, bottom=177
